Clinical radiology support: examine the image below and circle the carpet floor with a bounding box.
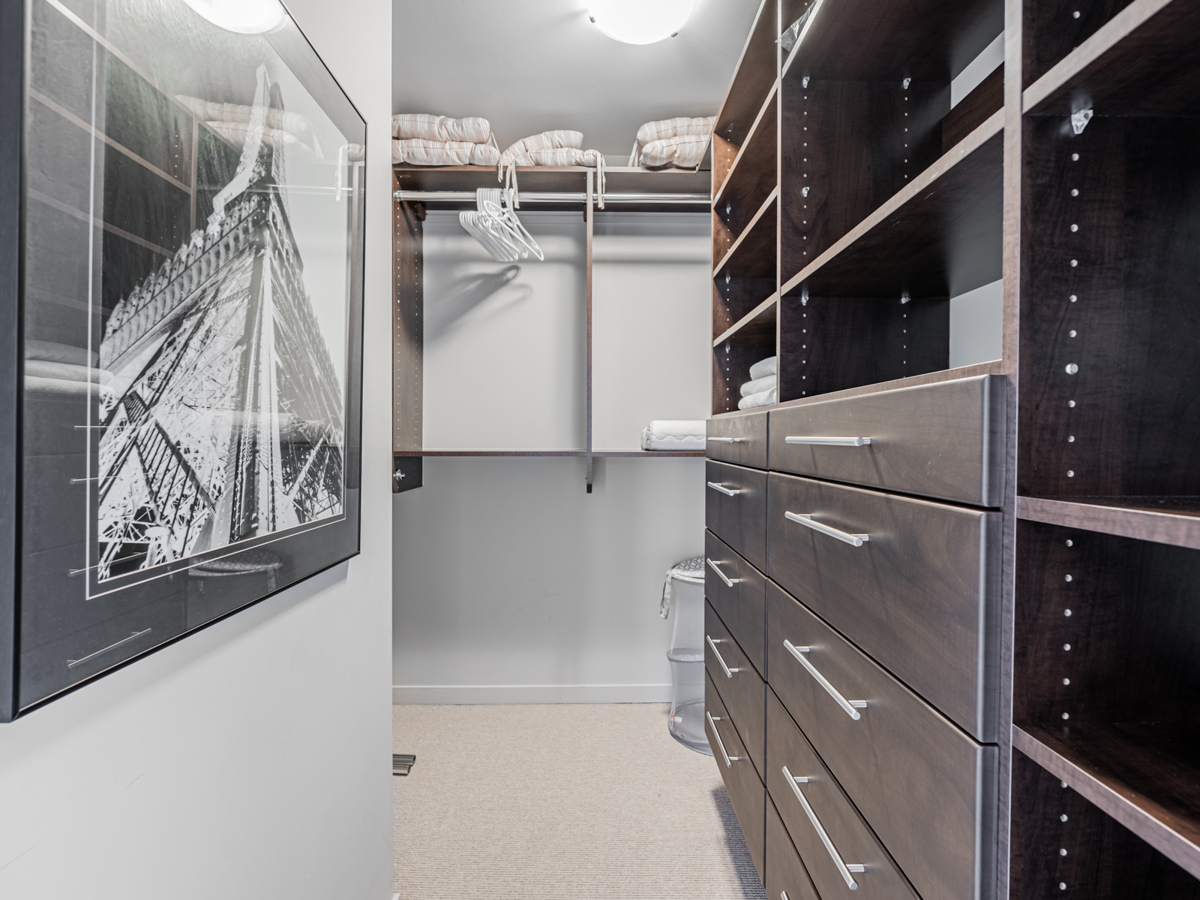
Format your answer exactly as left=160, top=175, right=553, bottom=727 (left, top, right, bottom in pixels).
left=392, top=703, right=767, bottom=899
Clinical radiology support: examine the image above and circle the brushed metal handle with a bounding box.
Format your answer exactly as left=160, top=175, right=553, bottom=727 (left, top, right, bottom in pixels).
left=706, top=635, right=742, bottom=678
left=783, top=765, right=867, bottom=890
left=707, top=481, right=742, bottom=497
left=783, top=640, right=867, bottom=720
left=707, top=436, right=745, bottom=444
left=705, top=557, right=739, bottom=588
left=781, top=893, right=790, bottom=900
left=785, top=435, right=871, bottom=447
left=706, top=712, right=740, bottom=767
left=784, top=511, right=869, bottom=547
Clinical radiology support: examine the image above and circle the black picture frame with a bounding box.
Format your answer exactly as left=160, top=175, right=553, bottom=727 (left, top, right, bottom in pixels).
left=1, top=0, right=366, bottom=720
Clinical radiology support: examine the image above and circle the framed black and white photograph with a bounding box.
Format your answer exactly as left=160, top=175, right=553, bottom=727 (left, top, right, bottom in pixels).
left=0, top=0, right=366, bottom=719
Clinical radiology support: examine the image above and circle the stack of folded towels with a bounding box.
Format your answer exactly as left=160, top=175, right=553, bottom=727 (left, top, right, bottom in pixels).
left=391, top=114, right=500, bottom=166
left=739, top=356, right=777, bottom=409
left=629, top=116, right=716, bottom=169
left=641, top=420, right=706, bottom=451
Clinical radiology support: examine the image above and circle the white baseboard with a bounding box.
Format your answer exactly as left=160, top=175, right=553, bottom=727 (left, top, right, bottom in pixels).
left=392, top=683, right=673, bottom=705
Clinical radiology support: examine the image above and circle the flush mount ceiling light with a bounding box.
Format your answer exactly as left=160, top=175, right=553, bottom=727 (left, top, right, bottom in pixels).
left=181, top=0, right=286, bottom=34
left=589, top=0, right=699, bottom=45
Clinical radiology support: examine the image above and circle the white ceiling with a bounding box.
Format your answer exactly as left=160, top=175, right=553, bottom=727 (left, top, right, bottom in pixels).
left=391, top=0, right=761, bottom=158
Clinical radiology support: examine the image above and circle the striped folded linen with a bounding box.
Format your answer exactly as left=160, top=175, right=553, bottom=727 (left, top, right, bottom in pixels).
left=738, top=387, right=777, bottom=410
left=503, top=147, right=604, bottom=167
left=177, top=95, right=321, bottom=157
left=500, top=130, right=584, bottom=164
left=740, top=374, right=777, bottom=397
left=641, top=420, right=706, bottom=451
left=207, top=121, right=317, bottom=154
left=749, top=356, right=777, bottom=380
left=630, top=116, right=715, bottom=167
left=392, top=139, right=501, bottom=167
left=392, top=114, right=492, bottom=144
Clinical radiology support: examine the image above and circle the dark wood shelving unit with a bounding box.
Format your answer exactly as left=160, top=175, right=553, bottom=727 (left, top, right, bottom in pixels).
left=707, top=0, right=1200, bottom=895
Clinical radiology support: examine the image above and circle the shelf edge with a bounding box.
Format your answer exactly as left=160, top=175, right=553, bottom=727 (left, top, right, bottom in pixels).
left=713, top=79, right=780, bottom=208
left=779, top=108, right=1004, bottom=297
left=713, top=186, right=780, bottom=279
left=1016, top=496, right=1200, bottom=549
left=713, top=292, right=779, bottom=347
left=1014, top=724, right=1200, bottom=881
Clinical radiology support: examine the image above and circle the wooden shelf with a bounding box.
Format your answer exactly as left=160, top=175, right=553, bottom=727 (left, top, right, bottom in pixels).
left=713, top=187, right=778, bottom=279
left=394, top=450, right=587, bottom=457
left=592, top=450, right=706, bottom=458
left=780, top=0, right=1001, bottom=81
left=714, top=0, right=780, bottom=148
left=780, top=110, right=1002, bottom=298
left=1018, top=496, right=1200, bottom=550
left=714, top=82, right=779, bottom=209
left=1023, top=0, right=1200, bottom=117
left=1015, top=723, right=1200, bottom=881
left=714, top=293, right=778, bottom=348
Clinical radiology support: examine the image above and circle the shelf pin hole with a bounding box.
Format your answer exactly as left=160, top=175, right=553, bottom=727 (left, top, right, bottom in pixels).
left=1070, top=259, right=1079, bottom=267
left=1065, top=363, right=1079, bottom=375
left=1064, top=644, right=1072, bottom=651
left=1066, top=539, right=1074, bottom=547
left=1070, top=224, right=1079, bottom=232
left=1071, top=189, right=1080, bottom=197
left=1068, top=435, right=1075, bottom=442
left=1061, top=781, right=1069, bottom=788
left=1061, top=814, right=1069, bottom=822
left=1072, top=153, right=1080, bottom=161
left=1070, top=294, right=1078, bottom=302
left=1065, top=574, right=1073, bottom=582
left=1065, top=609, right=1072, bottom=617
left=1068, top=400, right=1076, bottom=408
left=1060, top=884, right=1068, bottom=891
left=1062, top=713, right=1070, bottom=720
left=1067, top=470, right=1075, bottom=478
left=1063, top=678, right=1071, bottom=686
left=1069, top=330, right=1077, bottom=338
left=1073, top=9, right=1080, bottom=16
left=1060, top=848, right=1069, bottom=856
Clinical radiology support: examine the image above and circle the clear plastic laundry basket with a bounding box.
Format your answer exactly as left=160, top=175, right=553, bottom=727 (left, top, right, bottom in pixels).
left=660, top=556, right=711, bottom=755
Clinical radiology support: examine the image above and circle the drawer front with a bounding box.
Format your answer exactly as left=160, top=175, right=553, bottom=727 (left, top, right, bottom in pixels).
left=766, top=795, right=822, bottom=900
left=769, top=584, right=997, bottom=900
left=707, top=409, right=769, bottom=469
left=706, top=460, right=768, bottom=572
left=768, top=374, right=1006, bottom=507
left=705, top=600, right=765, bottom=778
left=704, top=530, right=766, bottom=677
left=767, top=472, right=1000, bottom=740
left=707, top=672, right=765, bottom=880
left=767, top=690, right=919, bottom=900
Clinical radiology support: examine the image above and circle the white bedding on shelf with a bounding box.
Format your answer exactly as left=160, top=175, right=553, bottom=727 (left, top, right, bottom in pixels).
left=738, top=387, right=777, bottom=410
left=640, top=419, right=706, bottom=451
left=739, top=374, right=776, bottom=397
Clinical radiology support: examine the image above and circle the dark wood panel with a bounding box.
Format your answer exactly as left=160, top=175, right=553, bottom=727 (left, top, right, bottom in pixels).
left=783, top=122, right=1004, bottom=299
left=769, top=583, right=997, bottom=900
left=1018, top=115, right=1200, bottom=501
left=767, top=690, right=921, bottom=900
left=715, top=190, right=778, bottom=280
left=766, top=796, right=822, bottom=900
left=714, top=344, right=778, bottom=416
left=706, top=461, right=768, bottom=572
left=715, top=88, right=778, bottom=256
left=714, top=0, right=779, bottom=148
left=1010, top=746, right=1200, bottom=897
left=769, top=373, right=1007, bottom=506
left=706, top=600, right=766, bottom=779
left=706, top=409, right=770, bottom=469
left=392, top=189, right=423, bottom=457
left=715, top=294, right=777, bottom=349
left=1022, top=0, right=1134, bottom=88
left=767, top=473, right=1001, bottom=740
left=1024, top=0, right=1200, bottom=117
left=777, top=293, right=949, bottom=402
left=707, top=671, right=767, bottom=881
left=705, top=530, right=767, bottom=676
left=944, top=63, right=1005, bottom=152
left=1018, top=495, right=1200, bottom=550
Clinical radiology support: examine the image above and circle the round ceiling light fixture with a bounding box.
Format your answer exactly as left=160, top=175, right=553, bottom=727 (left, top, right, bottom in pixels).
left=589, top=0, right=699, bottom=45
left=181, top=0, right=286, bottom=34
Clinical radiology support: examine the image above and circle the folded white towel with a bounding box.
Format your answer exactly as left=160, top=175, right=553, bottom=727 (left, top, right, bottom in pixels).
left=749, top=356, right=777, bottom=380
left=740, top=374, right=776, bottom=398
left=738, top=387, right=777, bottom=410
left=641, top=420, right=706, bottom=451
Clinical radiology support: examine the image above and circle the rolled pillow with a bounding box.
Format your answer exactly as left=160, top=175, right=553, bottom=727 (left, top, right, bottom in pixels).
left=500, top=130, right=584, bottom=165
left=640, top=134, right=711, bottom=168
left=392, top=139, right=500, bottom=167
left=503, top=147, right=603, bottom=168
left=636, top=115, right=716, bottom=148
left=392, top=114, right=492, bottom=145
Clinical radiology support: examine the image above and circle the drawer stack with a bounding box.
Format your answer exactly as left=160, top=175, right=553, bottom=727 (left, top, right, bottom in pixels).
left=706, top=374, right=1006, bottom=899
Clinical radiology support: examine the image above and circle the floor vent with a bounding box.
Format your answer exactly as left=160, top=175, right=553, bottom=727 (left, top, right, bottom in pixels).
left=393, top=753, right=416, bottom=776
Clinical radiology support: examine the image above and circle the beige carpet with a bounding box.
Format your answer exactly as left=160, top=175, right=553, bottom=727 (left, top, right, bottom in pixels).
left=392, top=704, right=767, bottom=899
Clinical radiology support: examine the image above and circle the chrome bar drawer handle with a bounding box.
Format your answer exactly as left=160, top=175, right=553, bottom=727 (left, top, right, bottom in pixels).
left=784, top=511, right=869, bottom=547
left=706, top=712, right=740, bottom=768
left=707, top=436, right=745, bottom=444
left=783, top=765, right=867, bottom=890
left=785, top=435, right=871, bottom=447
left=707, top=481, right=742, bottom=497
left=705, top=558, right=739, bottom=588
left=706, top=635, right=742, bottom=678
left=783, top=640, right=867, bottom=720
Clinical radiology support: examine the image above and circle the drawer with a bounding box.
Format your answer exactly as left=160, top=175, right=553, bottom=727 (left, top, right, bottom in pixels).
left=767, top=472, right=1000, bottom=741
left=769, top=584, right=997, bottom=900
left=704, top=530, right=766, bottom=677
left=706, top=460, right=767, bottom=572
left=766, top=795, right=821, bottom=900
left=767, top=690, right=919, bottom=900
left=706, top=671, right=765, bottom=880
left=705, top=600, right=765, bottom=777
left=768, top=374, right=1006, bottom=507
left=707, top=409, right=769, bottom=469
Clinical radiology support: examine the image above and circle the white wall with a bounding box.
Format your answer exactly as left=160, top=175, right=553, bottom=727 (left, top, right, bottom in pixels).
left=0, top=1, right=395, bottom=897
left=392, top=457, right=705, bottom=703
left=394, top=212, right=710, bottom=704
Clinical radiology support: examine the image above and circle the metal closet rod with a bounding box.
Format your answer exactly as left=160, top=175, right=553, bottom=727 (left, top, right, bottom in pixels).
left=392, top=190, right=710, bottom=205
